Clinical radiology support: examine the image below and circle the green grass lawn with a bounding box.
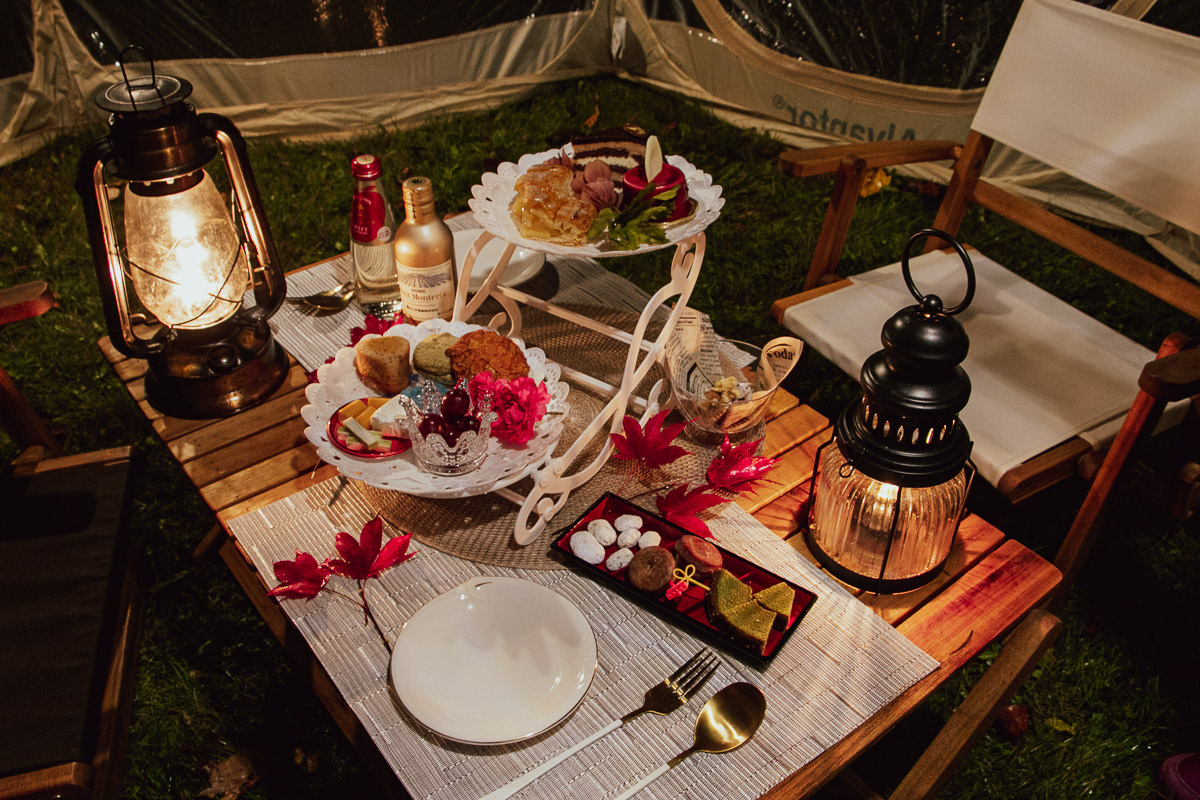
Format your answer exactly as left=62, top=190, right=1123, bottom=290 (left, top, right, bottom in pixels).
left=1, top=76, right=1197, bottom=799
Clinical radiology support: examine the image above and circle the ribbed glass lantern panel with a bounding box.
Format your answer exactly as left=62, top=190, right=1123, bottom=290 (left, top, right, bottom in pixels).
left=810, top=442, right=968, bottom=586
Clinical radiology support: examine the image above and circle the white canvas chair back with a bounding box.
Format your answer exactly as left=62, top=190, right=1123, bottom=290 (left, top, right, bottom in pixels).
left=974, top=0, right=1200, bottom=238
left=780, top=0, right=1197, bottom=490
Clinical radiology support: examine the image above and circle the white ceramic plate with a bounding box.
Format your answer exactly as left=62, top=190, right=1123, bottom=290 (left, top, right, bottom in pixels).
left=390, top=577, right=597, bottom=744
left=455, top=228, right=546, bottom=291
left=468, top=148, right=724, bottom=258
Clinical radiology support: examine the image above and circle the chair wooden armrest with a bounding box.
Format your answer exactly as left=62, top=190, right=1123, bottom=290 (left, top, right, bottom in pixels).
left=0, top=281, right=56, bottom=326
left=777, top=141, right=960, bottom=178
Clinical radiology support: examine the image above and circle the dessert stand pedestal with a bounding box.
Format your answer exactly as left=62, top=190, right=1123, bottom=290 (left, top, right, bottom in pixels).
left=452, top=229, right=705, bottom=545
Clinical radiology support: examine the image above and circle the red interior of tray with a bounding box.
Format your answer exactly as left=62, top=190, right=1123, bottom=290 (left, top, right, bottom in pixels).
left=554, top=494, right=816, bottom=658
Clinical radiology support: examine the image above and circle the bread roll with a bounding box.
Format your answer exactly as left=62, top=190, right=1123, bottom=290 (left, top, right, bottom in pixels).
left=355, top=336, right=411, bottom=395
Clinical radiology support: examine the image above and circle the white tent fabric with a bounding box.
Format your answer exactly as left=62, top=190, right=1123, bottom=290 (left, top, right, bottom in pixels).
left=2, top=0, right=1196, bottom=270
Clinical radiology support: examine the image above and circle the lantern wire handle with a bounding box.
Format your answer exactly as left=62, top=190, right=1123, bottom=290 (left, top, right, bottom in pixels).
left=115, top=45, right=166, bottom=113
left=900, top=228, right=976, bottom=315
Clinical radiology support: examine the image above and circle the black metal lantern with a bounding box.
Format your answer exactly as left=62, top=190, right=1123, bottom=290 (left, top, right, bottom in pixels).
left=75, top=50, right=287, bottom=418
left=806, top=229, right=976, bottom=593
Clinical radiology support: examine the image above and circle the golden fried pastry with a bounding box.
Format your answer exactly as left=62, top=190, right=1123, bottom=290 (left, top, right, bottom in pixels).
left=510, top=163, right=597, bottom=246
left=446, top=329, right=530, bottom=381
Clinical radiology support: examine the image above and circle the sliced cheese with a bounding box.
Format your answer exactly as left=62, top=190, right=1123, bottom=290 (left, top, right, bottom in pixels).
left=343, top=417, right=383, bottom=448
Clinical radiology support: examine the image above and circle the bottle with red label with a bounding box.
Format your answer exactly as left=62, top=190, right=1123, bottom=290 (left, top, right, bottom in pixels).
left=350, top=154, right=401, bottom=315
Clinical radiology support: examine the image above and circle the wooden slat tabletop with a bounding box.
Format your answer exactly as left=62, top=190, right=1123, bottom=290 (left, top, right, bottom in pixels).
left=99, top=315, right=1060, bottom=798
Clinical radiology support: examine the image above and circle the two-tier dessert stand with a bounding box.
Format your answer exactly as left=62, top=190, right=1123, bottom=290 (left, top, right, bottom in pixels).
left=459, top=150, right=724, bottom=545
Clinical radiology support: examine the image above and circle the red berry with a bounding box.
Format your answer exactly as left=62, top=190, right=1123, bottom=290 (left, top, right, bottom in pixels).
left=442, top=430, right=460, bottom=448
left=454, top=414, right=481, bottom=434
left=418, top=414, right=446, bottom=439
left=441, top=388, right=471, bottom=422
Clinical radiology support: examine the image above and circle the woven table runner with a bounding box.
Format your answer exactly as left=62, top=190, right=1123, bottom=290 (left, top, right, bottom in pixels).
left=225, top=480, right=938, bottom=800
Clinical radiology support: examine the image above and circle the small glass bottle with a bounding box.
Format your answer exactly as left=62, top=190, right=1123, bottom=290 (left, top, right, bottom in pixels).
left=393, top=176, right=456, bottom=323
left=349, top=154, right=401, bottom=316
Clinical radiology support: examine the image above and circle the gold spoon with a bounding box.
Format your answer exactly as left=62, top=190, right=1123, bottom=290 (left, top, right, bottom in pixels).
left=612, top=682, right=767, bottom=800
left=285, top=281, right=356, bottom=314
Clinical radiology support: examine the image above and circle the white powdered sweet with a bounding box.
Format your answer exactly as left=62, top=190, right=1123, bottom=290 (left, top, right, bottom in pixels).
left=617, top=528, right=641, bottom=549
left=614, top=514, right=643, bottom=531
left=605, top=547, right=635, bottom=572
left=570, top=530, right=606, bottom=565
left=587, top=518, right=618, bottom=547
left=637, top=530, right=661, bottom=549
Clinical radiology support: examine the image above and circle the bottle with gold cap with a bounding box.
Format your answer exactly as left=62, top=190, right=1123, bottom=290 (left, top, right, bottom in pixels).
left=393, top=176, right=456, bottom=323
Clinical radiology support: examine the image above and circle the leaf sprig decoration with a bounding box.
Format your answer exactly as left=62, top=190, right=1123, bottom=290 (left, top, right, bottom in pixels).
left=587, top=184, right=678, bottom=250
left=610, top=408, right=692, bottom=469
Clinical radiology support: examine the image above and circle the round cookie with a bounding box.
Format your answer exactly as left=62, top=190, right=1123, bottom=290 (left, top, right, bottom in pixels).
left=674, top=534, right=723, bottom=578
left=587, top=518, right=618, bottom=547
left=627, top=546, right=675, bottom=593
left=412, top=332, right=459, bottom=385
left=605, top=547, right=635, bottom=572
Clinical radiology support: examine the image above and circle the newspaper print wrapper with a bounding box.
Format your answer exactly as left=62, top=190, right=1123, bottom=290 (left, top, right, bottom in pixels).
left=664, top=309, right=803, bottom=435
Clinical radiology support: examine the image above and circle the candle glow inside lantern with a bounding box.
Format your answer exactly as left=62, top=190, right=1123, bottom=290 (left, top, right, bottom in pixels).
left=75, top=51, right=287, bottom=418
left=805, top=229, right=976, bottom=593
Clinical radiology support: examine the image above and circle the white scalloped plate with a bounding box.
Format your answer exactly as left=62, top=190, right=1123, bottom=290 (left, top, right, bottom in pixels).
left=467, top=148, right=724, bottom=258
left=302, top=319, right=570, bottom=498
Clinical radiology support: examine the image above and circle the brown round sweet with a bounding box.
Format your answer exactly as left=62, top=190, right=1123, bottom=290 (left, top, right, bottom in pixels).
left=674, top=534, right=723, bottom=578
left=627, top=546, right=675, bottom=594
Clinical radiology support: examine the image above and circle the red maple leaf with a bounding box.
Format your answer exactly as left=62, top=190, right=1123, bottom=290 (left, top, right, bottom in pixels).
left=268, top=551, right=332, bottom=599
left=609, top=409, right=691, bottom=470
left=350, top=312, right=405, bottom=345
left=326, top=517, right=417, bottom=581
left=705, top=435, right=778, bottom=495
left=655, top=483, right=727, bottom=539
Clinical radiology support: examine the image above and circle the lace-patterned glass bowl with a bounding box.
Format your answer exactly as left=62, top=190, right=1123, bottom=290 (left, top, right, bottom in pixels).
left=468, top=149, right=724, bottom=258
left=302, top=319, right=570, bottom=498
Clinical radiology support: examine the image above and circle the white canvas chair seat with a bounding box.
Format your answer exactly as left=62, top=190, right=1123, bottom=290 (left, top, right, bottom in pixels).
left=780, top=249, right=1181, bottom=486
left=773, top=0, right=1200, bottom=498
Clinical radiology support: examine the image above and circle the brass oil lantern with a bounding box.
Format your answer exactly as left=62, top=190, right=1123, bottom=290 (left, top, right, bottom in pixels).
left=75, top=50, right=287, bottom=418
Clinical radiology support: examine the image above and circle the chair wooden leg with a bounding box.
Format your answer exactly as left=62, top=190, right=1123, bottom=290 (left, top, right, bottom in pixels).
left=888, top=610, right=1061, bottom=800
left=805, top=156, right=866, bottom=291
left=0, top=365, right=63, bottom=456
left=91, top=553, right=146, bottom=799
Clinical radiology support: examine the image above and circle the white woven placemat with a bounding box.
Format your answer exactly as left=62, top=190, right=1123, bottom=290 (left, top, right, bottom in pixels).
left=225, top=477, right=937, bottom=800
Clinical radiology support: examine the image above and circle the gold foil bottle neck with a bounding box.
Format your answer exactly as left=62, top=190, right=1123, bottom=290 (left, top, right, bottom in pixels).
left=402, top=176, right=437, bottom=224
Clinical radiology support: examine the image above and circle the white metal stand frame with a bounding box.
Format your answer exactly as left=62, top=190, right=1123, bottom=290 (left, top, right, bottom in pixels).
left=451, top=230, right=705, bottom=546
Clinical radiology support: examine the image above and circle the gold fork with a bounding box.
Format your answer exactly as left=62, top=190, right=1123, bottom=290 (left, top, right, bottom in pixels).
left=479, top=647, right=719, bottom=800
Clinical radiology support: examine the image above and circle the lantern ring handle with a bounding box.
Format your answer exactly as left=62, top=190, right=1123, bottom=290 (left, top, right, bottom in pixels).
left=115, top=45, right=166, bottom=113
left=900, top=228, right=976, bottom=316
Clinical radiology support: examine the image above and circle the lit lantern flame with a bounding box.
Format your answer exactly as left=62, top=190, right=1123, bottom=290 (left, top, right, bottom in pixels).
left=124, top=171, right=250, bottom=329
